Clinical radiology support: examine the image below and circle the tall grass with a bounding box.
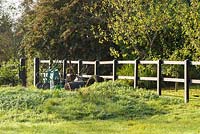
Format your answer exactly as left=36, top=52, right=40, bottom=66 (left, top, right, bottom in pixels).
left=0, top=82, right=200, bottom=134
left=0, top=81, right=183, bottom=122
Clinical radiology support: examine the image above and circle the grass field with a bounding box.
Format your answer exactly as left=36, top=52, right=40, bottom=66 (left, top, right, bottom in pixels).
left=0, top=81, right=200, bottom=134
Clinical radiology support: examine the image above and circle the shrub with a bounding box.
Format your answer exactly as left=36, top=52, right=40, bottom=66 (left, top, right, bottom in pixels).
left=117, top=64, right=157, bottom=88
left=117, top=64, right=134, bottom=85
left=0, top=59, right=19, bottom=86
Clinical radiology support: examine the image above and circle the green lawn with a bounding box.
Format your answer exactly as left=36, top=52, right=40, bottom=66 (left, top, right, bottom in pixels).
left=1, top=112, right=200, bottom=134
left=0, top=82, right=200, bottom=134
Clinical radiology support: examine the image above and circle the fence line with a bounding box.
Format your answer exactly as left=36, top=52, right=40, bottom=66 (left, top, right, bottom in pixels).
left=33, top=58, right=200, bottom=103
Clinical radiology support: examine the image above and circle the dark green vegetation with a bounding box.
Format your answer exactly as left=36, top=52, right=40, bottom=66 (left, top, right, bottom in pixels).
left=1, top=1, right=200, bottom=132
left=0, top=81, right=200, bottom=133
left=0, top=6, right=16, bottom=62
left=0, top=59, right=19, bottom=86
left=1, top=0, right=200, bottom=86
left=95, top=0, right=200, bottom=60
left=18, top=0, right=200, bottom=61
left=20, top=0, right=113, bottom=60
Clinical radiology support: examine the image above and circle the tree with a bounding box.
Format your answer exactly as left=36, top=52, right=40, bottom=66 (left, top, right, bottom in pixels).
left=88, top=0, right=200, bottom=89
left=20, top=0, right=113, bottom=60
left=92, top=0, right=200, bottom=61
left=0, top=2, right=16, bottom=63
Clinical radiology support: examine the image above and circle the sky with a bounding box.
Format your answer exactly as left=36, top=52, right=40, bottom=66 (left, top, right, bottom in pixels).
left=2, top=0, right=37, bottom=20
left=2, top=0, right=21, bottom=21
left=2, top=0, right=21, bottom=9
left=1, top=0, right=22, bottom=20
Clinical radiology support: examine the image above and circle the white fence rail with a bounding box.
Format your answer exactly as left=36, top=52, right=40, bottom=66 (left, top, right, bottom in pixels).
left=34, top=58, right=200, bottom=103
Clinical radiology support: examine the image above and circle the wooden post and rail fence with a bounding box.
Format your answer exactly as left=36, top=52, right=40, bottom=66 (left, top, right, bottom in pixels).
left=33, top=58, right=200, bottom=103
left=19, top=58, right=27, bottom=87
left=7, top=58, right=200, bottom=103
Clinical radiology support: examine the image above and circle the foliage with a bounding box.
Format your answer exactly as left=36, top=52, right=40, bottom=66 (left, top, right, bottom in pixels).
left=117, top=64, right=157, bottom=88
left=91, top=0, right=200, bottom=61
left=0, top=10, right=16, bottom=63
left=20, top=0, right=113, bottom=60
left=88, top=0, right=200, bottom=80
left=0, top=59, right=19, bottom=86
left=18, top=0, right=116, bottom=85
left=116, top=65, right=134, bottom=85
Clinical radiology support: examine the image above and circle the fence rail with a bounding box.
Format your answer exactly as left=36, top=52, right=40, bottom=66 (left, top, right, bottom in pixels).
left=33, top=58, right=200, bottom=103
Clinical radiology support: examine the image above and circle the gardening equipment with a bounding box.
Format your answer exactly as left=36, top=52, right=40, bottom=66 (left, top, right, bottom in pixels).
left=64, top=75, right=104, bottom=90
left=36, top=67, right=63, bottom=89
left=64, top=81, right=86, bottom=90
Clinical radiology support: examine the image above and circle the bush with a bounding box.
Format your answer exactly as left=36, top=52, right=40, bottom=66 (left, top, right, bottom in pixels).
left=117, top=64, right=134, bottom=85
left=117, top=64, right=157, bottom=88
left=0, top=59, right=19, bottom=86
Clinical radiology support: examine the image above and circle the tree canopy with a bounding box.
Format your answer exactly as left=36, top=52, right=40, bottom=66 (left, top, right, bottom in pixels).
left=90, top=0, right=200, bottom=60
left=20, top=0, right=113, bottom=60
left=1, top=0, right=200, bottom=61
left=0, top=0, right=200, bottom=86
left=0, top=2, right=16, bottom=63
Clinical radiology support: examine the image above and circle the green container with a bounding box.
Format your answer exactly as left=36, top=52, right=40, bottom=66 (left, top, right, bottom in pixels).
left=43, top=68, right=60, bottom=89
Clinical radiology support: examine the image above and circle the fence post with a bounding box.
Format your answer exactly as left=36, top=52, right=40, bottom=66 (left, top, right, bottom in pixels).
left=134, top=59, right=139, bottom=88
left=157, top=60, right=162, bottom=95
left=19, top=58, right=26, bottom=87
left=78, top=60, right=82, bottom=76
left=94, top=60, right=100, bottom=76
left=50, top=59, right=53, bottom=68
left=63, top=59, right=67, bottom=80
left=34, top=58, right=40, bottom=87
left=184, top=59, right=190, bottom=103
left=113, top=59, right=118, bottom=81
